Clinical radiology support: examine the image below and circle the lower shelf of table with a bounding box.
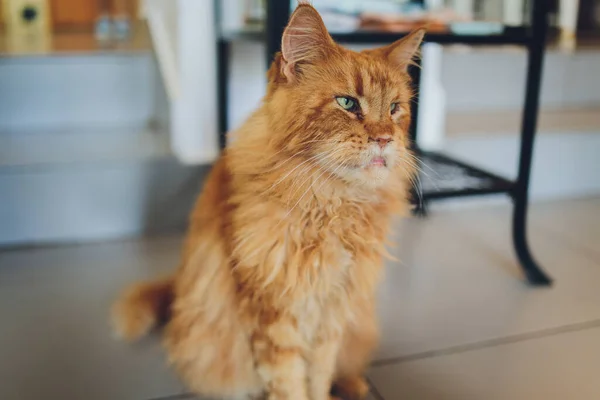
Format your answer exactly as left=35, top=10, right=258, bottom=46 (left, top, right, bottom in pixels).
left=414, top=150, right=515, bottom=201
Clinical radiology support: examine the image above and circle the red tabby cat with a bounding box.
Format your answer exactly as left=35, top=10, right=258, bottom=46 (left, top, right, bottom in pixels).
left=112, top=3, right=423, bottom=399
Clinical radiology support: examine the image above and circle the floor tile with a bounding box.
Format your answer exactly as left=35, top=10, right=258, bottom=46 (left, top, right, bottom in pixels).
left=178, top=392, right=379, bottom=400
left=530, top=197, right=600, bottom=260
left=0, top=198, right=598, bottom=400
left=375, top=201, right=600, bottom=361
left=369, top=325, right=600, bottom=400
left=0, top=237, right=186, bottom=400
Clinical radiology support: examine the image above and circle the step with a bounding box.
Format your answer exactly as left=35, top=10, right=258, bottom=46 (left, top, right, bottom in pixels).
left=446, top=106, right=600, bottom=137
left=0, top=125, right=171, bottom=168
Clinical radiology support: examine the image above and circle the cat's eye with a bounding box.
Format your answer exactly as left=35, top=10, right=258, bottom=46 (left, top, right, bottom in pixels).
left=336, top=96, right=359, bottom=112
left=390, top=102, right=399, bottom=114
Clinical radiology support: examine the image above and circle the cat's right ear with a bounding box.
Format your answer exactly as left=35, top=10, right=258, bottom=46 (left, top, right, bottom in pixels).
left=280, top=3, right=335, bottom=82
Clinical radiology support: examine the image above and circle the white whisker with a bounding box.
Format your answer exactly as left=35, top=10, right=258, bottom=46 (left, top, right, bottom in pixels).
left=280, top=151, right=348, bottom=223
left=261, top=152, right=325, bottom=195
left=285, top=147, right=346, bottom=201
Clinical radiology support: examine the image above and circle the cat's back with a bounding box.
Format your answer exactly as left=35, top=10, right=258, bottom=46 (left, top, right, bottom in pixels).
left=177, top=153, right=235, bottom=287
left=167, top=155, right=262, bottom=397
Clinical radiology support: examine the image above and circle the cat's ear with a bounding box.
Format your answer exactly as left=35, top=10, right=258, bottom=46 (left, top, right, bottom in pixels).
left=280, top=3, right=335, bottom=81
left=377, top=28, right=426, bottom=71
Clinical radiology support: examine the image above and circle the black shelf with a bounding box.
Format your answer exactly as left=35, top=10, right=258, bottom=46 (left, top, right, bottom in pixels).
left=333, top=27, right=530, bottom=46
left=221, top=26, right=530, bottom=46
left=416, top=151, right=514, bottom=200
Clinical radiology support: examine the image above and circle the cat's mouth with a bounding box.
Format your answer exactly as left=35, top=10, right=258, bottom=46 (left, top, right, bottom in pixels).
left=367, top=156, right=387, bottom=168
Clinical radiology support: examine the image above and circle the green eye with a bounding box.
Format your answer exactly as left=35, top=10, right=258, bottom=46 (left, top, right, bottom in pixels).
left=390, top=103, right=399, bottom=114
left=336, top=96, right=358, bottom=111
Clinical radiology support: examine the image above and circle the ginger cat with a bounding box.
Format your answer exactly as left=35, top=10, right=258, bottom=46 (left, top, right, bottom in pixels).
left=112, top=3, right=424, bottom=400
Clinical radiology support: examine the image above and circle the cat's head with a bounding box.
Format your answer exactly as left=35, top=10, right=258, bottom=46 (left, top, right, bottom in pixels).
left=265, top=3, right=424, bottom=189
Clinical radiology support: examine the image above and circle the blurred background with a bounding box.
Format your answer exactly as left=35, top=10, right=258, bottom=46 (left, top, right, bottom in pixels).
left=1, top=1, right=600, bottom=400
left=0, top=0, right=599, bottom=247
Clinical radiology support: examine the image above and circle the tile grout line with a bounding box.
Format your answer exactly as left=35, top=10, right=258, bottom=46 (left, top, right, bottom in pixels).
left=144, top=321, right=600, bottom=399
left=371, top=318, right=600, bottom=368
left=146, top=392, right=193, bottom=400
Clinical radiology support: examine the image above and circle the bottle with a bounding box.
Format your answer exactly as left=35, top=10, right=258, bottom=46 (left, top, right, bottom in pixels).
left=3, top=0, right=51, bottom=53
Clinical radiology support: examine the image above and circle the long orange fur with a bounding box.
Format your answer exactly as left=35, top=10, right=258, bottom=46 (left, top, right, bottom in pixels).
left=112, top=4, right=424, bottom=400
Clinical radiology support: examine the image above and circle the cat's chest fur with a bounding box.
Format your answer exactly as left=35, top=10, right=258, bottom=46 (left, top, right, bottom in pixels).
left=233, top=196, right=387, bottom=335
left=283, top=203, right=384, bottom=338
left=292, top=204, right=371, bottom=271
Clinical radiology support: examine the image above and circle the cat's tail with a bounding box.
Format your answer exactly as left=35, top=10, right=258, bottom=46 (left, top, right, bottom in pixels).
left=111, top=277, right=174, bottom=342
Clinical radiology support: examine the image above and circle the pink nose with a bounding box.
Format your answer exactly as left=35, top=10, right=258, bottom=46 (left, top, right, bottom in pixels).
left=370, top=137, right=392, bottom=149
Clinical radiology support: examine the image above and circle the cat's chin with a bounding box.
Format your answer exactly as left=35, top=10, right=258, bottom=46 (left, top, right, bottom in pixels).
left=340, top=165, right=391, bottom=189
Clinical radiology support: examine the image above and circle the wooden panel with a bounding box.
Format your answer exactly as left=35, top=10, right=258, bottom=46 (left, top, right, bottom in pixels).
left=49, top=0, right=137, bottom=29
left=50, top=0, right=101, bottom=29
left=110, top=0, right=136, bottom=17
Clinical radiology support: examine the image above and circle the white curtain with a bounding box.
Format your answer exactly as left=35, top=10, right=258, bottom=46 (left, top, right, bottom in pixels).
left=145, top=0, right=219, bottom=165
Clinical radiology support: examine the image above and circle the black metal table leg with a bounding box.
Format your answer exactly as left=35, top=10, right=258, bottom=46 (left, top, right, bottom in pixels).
left=266, top=0, right=291, bottom=66
left=217, top=40, right=230, bottom=150
left=512, top=0, right=552, bottom=286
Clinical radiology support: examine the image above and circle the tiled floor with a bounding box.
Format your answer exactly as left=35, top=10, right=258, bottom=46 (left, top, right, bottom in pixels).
left=0, top=197, right=598, bottom=400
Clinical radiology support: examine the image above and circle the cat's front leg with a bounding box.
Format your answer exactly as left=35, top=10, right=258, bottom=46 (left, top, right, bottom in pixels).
left=308, top=337, right=342, bottom=400
left=252, top=317, right=309, bottom=400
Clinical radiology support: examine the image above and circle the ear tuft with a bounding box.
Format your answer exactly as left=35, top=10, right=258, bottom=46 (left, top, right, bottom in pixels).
left=379, top=28, right=426, bottom=71
left=280, top=4, right=334, bottom=81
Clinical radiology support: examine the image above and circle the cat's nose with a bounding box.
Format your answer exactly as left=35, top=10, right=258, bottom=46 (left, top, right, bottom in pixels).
left=369, top=136, right=392, bottom=149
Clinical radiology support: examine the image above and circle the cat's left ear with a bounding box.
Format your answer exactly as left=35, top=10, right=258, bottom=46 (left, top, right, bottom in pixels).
left=376, top=28, right=426, bottom=71
left=280, top=3, right=336, bottom=81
